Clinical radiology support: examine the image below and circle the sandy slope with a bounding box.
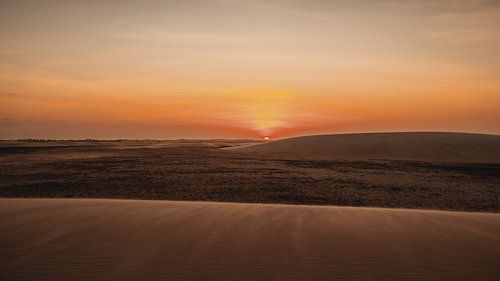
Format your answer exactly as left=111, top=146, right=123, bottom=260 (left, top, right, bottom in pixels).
left=1, top=199, right=499, bottom=281
left=232, top=132, right=500, bottom=162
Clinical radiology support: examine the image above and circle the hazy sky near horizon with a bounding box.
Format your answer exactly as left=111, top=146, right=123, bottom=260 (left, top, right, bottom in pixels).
left=1, top=0, right=500, bottom=139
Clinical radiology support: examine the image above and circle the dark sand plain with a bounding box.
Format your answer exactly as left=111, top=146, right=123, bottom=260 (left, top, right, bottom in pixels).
left=1, top=199, right=499, bottom=281
left=1, top=133, right=499, bottom=212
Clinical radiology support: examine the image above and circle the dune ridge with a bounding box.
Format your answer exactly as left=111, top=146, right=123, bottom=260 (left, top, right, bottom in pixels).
left=1, top=198, right=499, bottom=281
left=232, top=132, right=500, bottom=162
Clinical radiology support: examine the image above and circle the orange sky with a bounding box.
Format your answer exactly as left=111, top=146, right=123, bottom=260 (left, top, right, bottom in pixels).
left=1, top=0, right=499, bottom=139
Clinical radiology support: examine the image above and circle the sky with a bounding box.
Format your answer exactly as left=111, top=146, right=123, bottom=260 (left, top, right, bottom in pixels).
left=1, top=0, right=499, bottom=139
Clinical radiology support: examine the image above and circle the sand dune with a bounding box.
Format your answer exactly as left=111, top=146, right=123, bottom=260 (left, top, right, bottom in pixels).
left=1, top=199, right=499, bottom=281
left=232, top=132, right=500, bottom=162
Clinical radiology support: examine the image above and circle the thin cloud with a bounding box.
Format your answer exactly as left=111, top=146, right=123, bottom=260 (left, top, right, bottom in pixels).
left=421, top=7, right=500, bottom=42
left=378, top=0, right=500, bottom=14
left=0, top=49, right=27, bottom=55
left=99, top=28, right=264, bottom=44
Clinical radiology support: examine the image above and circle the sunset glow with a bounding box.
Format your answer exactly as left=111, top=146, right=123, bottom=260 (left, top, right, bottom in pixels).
left=1, top=0, right=499, bottom=139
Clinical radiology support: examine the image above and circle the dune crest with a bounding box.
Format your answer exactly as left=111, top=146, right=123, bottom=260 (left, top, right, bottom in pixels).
left=232, top=132, right=500, bottom=162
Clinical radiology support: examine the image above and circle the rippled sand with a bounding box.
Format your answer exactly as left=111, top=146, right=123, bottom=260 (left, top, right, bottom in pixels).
left=1, top=199, right=499, bottom=280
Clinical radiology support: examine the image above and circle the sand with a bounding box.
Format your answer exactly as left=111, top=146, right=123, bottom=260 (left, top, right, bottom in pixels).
left=1, top=198, right=499, bottom=281
left=3, top=138, right=499, bottom=212
left=232, top=132, right=500, bottom=163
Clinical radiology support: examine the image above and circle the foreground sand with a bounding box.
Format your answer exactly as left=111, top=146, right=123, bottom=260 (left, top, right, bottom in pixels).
left=1, top=199, right=499, bottom=281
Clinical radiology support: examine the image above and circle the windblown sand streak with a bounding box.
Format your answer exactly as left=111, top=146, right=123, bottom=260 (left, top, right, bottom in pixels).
left=1, top=199, right=499, bottom=281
